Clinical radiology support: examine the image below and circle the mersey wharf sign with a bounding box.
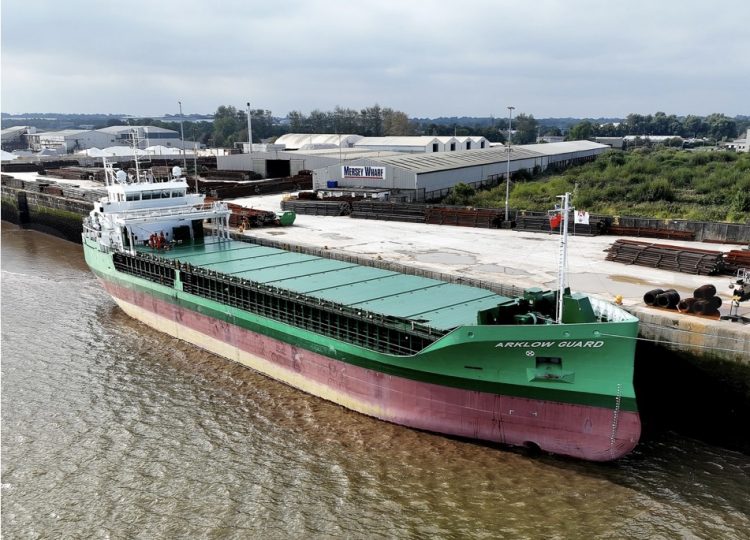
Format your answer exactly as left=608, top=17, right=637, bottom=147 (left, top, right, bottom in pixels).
left=342, top=165, right=386, bottom=180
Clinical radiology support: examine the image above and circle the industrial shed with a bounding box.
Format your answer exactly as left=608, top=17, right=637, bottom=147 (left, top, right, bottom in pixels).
left=313, top=141, right=609, bottom=201
left=354, top=136, right=445, bottom=153
left=95, top=126, right=188, bottom=149
left=217, top=147, right=402, bottom=178
left=27, top=129, right=112, bottom=153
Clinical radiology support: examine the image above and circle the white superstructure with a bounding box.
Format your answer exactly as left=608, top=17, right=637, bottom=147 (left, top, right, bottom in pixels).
left=84, top=159, right=230, bottom=254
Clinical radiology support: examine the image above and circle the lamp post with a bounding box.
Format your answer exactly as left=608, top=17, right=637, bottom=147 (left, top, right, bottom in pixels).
left=246, top=102, right=253, bottom=153
left=504, top=105, right=515, bottom=222
left=178, top=100, right=187, bottom=172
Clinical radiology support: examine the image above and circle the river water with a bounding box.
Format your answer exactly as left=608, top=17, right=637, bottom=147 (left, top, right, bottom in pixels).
left=2, top=223, right=749, bottom=539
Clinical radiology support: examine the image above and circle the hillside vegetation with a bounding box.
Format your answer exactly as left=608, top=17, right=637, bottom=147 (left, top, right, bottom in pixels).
left=445, top=149, right=750, bottom=223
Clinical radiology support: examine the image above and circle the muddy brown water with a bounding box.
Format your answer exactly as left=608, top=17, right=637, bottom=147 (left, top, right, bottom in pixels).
left=2, top=224, right=749, bottom=539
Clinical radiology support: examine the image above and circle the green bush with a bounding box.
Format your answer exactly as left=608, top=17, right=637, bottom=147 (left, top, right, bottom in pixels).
left=437, top=148, right=750, bottom=222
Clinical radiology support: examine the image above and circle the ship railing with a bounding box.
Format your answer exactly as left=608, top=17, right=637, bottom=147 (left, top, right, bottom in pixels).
left=82, top=220, right=117, bottom=253
left=115, top=201, right=230, bottom=221
left=590, top=297, right=639, bottom=323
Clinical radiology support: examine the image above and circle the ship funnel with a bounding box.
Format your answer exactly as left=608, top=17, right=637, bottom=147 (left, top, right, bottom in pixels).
left=172, top=166, right=182, bottom=179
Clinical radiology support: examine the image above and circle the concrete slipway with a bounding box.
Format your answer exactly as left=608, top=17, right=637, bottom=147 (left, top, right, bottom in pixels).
left=234, top=193, right=750, bottom=365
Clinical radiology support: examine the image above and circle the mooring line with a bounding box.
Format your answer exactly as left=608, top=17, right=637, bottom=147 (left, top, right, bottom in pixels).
left=597, top=332, right=746, bottom=354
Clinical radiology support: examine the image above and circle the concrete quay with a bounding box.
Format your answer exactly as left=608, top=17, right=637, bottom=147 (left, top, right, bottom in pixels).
left=1, top=169, right=746, bottom=367
left=236, top=193, right=750, bottom=366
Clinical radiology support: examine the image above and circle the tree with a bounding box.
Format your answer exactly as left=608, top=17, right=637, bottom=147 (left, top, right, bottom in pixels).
left=382, top=108, right=412, bottom=136
left=213, top=105, right=243, bottom=147
left=568, top=120, right=593, bottom=141
left=512, top=113, right=538, bottom=144
left=360, top=104, right=383, bottom=136
left=683, top=115, right=706, bottom=138
left=705, top=113, right=737, bottom=141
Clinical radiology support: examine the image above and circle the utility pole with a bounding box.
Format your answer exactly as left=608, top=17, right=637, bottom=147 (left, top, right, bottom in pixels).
left=246, top=102, right=253, bottom=153
left=178, top=100, right=187, bottom=172
left=504, top=106, right=515, bottom=222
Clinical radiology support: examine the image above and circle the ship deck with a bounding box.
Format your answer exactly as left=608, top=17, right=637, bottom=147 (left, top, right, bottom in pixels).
left=140, top=239, right=511, bottom=331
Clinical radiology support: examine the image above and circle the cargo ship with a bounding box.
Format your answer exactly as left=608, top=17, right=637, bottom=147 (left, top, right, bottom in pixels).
left=82, top=160, right=640, bottom=461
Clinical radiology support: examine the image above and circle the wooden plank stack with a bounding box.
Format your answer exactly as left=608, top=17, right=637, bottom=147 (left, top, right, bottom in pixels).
left=605, top=239, right=725, bottom=275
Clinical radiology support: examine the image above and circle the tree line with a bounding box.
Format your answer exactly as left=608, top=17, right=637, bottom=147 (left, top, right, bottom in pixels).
left=567, top=112, right=748, bottom=142
left=127, top=105, right=545, bottom=147
left=21, top=108, right=745, bottom=149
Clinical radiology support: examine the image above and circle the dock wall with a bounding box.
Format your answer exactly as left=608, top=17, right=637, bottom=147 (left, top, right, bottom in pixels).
left=1, top=185, right=89, bottom=243
left=626, top=305, right=749, bottom=367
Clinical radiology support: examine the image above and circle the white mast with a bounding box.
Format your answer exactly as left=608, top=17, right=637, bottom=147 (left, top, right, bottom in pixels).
left=556, top=192, right=571, bottom=323
left=131, top=128, right=141, bottom=182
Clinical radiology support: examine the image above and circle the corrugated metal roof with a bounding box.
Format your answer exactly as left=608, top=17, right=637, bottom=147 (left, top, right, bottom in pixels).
left=152, top=239, right=509, bottom=331
left=345, top=141, right=609, bottom=174
left=369, top=146, right=544, bottom=173
left=96, top=125, right=178, bottom=135
left=287, top=147, right=404, bottom=160
left=32, top=129, right=92, bottom=137
left=519, top=141, right=609, bottom=154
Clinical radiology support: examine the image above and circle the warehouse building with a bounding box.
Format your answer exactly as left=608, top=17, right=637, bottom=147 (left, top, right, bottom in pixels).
left=27, top=129, right=111, bottom=153
left=312, top=141, right=609, bottom=201
left=218, top=146, right=402, bottom=178
left=24, top=125, right=189, bottom=154
left=95, top=126, right=188, bottom=149
left=1, top=126, right=35, bottom=151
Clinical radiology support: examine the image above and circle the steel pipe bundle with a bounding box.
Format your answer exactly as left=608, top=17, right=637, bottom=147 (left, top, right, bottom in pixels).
left=723, top=250, right=750, bottom=274
left=281, top=200, right=351, bottom=216
left=350, top=201, right=427, bottom=223
left=607, top=225, right=695, bottom=241
left=605, top=239, right=725, bottom=275
left=425, top=207, right=502, bottom=228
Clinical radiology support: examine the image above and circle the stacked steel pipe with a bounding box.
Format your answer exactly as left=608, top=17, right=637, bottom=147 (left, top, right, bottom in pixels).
left=350, top=201, right=427, bottom=223
left=514, top=214, right=605, bottom=236
left=724, top=249, right=750, bottom=274
left=425, top=206, right=503, bottom=228
left=606, top=239, right=725, bottom=275
left=607, top=225, right=695, bottom=241
left=280, top=199, right=351, bottom=216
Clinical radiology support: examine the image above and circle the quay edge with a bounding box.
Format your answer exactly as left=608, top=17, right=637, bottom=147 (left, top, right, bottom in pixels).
left=1, top=182, right=747, bottom=368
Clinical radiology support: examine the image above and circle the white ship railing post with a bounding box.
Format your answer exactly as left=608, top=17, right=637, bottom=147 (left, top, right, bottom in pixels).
left=556, top=192, right=571, bottom=323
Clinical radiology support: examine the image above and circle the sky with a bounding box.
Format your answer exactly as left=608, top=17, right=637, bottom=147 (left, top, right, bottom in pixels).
left=1, top=0, right=749, bottom=119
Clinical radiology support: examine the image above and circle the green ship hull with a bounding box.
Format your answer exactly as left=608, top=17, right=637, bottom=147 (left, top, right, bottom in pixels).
left=83, top=233, right=640, bottom=461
